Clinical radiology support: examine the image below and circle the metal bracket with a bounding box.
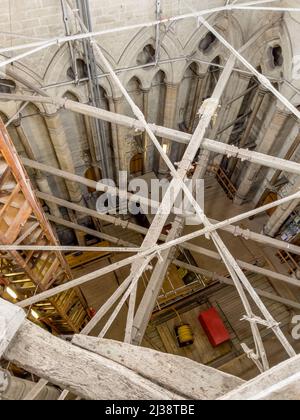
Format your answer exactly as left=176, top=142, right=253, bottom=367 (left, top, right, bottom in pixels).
left=241, top=315, right=280, bottom=329
left=241, top=343, right=264, bottom=373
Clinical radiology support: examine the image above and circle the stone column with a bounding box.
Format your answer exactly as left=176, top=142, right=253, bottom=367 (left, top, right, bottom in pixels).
left=14, top=120, right=36, bottom=160
left=239, top=87, right=268, bottom=148
left=211, top=73, right=253, bottom=169
left=113, top=97, right=128, bottom=173
left=187, top=73, right=206, bottom=133
left=141, top=88, right=154, bottom=173
left=35, top=174, right=62, bottom=219
left=211, top=73, right=252, bottom=143
left=234, top=106, right=289, bottom=205
left=82, top=114, right=101, bottom=181
left=264, top=175, right=300, bottom=237
left=229, top=86, right=267, bottom=179
left=108, top=96, right=120, bottom=177
left=253, top=123, right=300, bottom=207
left=159, top=83, right=179, bottom=176
left=45, top=113, right=84, bottom=205
left=14, top=121, right=62, bottom=218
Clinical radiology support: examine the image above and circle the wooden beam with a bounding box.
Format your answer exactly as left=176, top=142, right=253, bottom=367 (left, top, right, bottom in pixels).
left=39, top=190, right=300, bottom=258
left=0, top=298, right=26, bottom=357
left=72, top=335, right=244, bottom=400
left=3, top=320, right=182, bottom=400
left=0, top=95, right=298, bottom=177
left=18, top=193, right=300, bottom=308
left=172, top=260, right=300, bottom=311
left=47, top=215, right=136, bottom=247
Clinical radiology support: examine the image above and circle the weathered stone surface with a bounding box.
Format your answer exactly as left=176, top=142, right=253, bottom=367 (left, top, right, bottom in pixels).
left=72, top=335, right=244, bottom=400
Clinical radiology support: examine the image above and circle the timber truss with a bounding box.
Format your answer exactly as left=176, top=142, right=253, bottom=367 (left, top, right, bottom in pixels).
left=1, top=0, right=300, bottom=399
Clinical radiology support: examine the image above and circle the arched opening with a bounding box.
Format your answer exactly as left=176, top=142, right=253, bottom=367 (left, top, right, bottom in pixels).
left=60, top=91, right=90, bottom=169
left=0, top=79, right=16, bottom=94
left=0, top=112, right=22, bottom=154
left=178, top=63, right=201, bottom=134
left=219, top=74, right=259, bottom=179
left=124, top=77, right=143, bottom=117
left=130, top=153, right=143, bottom=176
left=85, top=167, right=102, bottom=193
left=148, top=70, right=166, bottom=125
left=137, top=44, right=156, bottom=67
left=226, top=76, right=259, bottom=148
left=148, top=70, right=167, bottom=173
left=205, top=56, right=221, bottom=98
left=127, top=77, right=142, bottom=93
left=67, top=59, right=89, bottom=80
left=199, top=32, right=217, bottom=53
left=270, top=45, right=284, bottom=68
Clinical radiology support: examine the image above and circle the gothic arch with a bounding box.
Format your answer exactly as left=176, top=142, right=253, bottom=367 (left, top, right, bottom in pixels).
left=118, top=28, right=182, bottom=86
left=43, top=44, right=115, bottom=99
left=245, top=25, right=291, bottom=81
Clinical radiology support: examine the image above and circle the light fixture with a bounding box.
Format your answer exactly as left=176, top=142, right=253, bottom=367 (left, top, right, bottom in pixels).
left=31, top=309, right=39, bottom=320
left=6, top=287, right=18, bottom=300
left=162, top=143, right=168, bottom=154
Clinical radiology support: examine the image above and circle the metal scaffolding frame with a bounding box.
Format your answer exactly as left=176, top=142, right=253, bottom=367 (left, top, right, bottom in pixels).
left=1, top=0, right=300, bottom=398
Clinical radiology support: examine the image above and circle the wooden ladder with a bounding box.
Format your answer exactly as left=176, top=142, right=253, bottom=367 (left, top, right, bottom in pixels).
left=0, top=119, right=90, bottom=334
left=212, top=165, right=237, bottom=200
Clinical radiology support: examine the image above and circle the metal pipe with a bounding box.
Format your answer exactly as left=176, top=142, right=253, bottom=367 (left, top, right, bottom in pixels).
left=0, top=41, right=58, bottom=69
left=2, top=92, right=300, bottom=177
left=42, top=190, right=300, bottom=258
left=172, top=260, right=300, bottom=311
left=217, top=109, right=252, bottom=135
left=0, top=245, right=138, bottom=252
left=224, top=83, right=258, bottom=106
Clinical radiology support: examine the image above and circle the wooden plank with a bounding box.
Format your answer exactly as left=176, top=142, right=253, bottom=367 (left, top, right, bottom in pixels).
left=0, top=298, right=26, bottom=357
left=156, top=324, right=180, bottom=356
left=3, top=320, right=183, bottom=400
left=220, top=354, right=300, bottom=400
left=73, top=335, right=244, bottom=400
left=23, top=379, right=49, bottom=401
left=5, top=200, right=32, bottom=243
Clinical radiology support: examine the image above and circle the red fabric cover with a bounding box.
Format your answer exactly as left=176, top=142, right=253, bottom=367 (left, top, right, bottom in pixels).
left=198, top=307, right=230, bottom=347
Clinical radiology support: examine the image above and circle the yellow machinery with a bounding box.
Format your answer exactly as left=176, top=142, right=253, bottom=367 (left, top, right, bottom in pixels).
left=175, top=324, right=194, bottom=348
left=173, top=308, right=194, bottom=348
